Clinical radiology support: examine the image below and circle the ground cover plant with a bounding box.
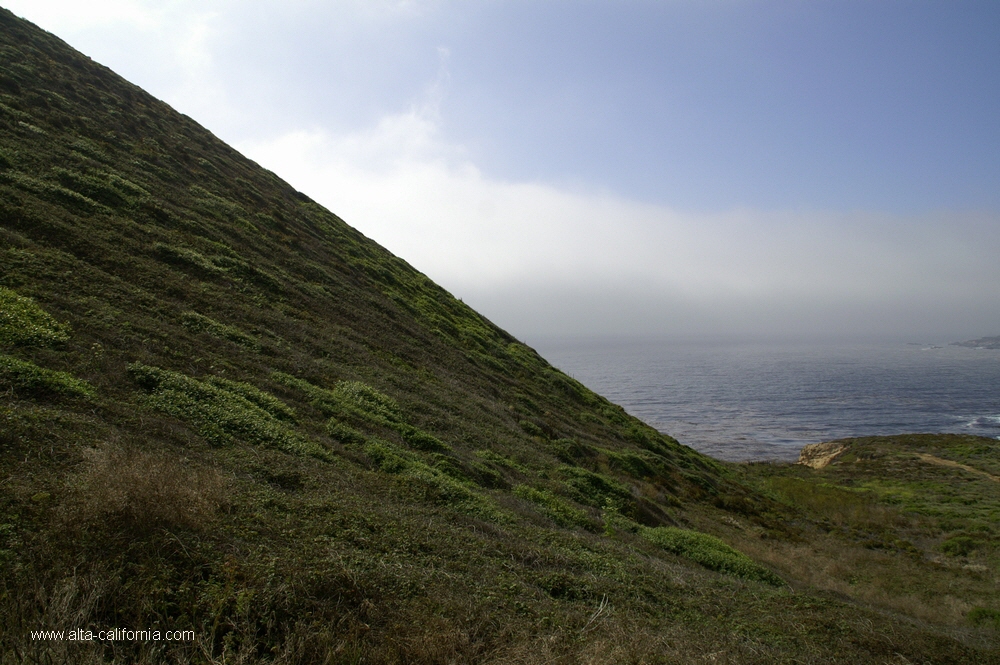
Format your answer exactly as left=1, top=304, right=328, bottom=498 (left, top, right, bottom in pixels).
left=739, top=434, right=1000, bottom=639
left=1, top=9, right=998, bottom=663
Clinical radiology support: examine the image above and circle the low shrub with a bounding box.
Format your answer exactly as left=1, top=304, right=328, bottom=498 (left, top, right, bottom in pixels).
left=363, top=440, right=410, bottom=474
left=605, top=450, right=657, bottom=478
left=51, top=167, right=147, bottom=209
left=518, top=420, right=544, bottom=438
left=327, top=421, right=367, bottom=445
left=3, top=171, right=109, bottom=213
left=940, top=535, right=981, bottom=557
left=0, top=354, right=92, bottom=398
left=602, top=502, right=641, bottom=536
left=474, top=449, right=528, bottom=474
left=396, top=424, right=449, bottom=452
left=129, top=363, right=327, bottom=459
left=550, top=438, right=594, bottom=463
left=334, top=380, right=402, bottom=423
left=364, top=440, right=503, bottom=521
left=536, top=571, right=592, bottom=601
left=513, top=485, right=592, bottom=530
left=0, top=287, right=70, bottom=347
left=470, top=462, right=508, bottom=489
left=205, top=375, right=296, bottom=421
left=641, top=527, right=783, bottom=586
left=272, top=372, right=338, bottom=414
left=274, top=373, right=449, bottom=451
left=428, top=453, right=470, bottom=482
left=968, top=607, right=1000, bottom=629
left=273, top=373, right=399, bottom=425
left=181, top=311, right=259, bottom=350
left=559, top=466, right=632, bottom=509
left=152, top=243, right=224, bottom=275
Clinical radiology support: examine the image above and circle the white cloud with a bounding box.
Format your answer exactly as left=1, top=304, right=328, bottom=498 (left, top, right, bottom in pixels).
left=238, top=108, right=1000, bottom=339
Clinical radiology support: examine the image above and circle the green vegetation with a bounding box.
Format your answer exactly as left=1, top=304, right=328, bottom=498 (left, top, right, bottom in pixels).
left=0, top=353, right=92, bottom=398
left=641, top=526, right=783, bottom=585
left=273, top=372, right=449, bottom=451
left=742, top=433, right=1000, bottom=638
left=180, top=311, right=259, bottom=350
left=514, top=484, right=593, bottom=529
left=363, top=439, right=503, bottom=522
left=1, top=8, right=997, bottom=663
left=0, top=286, right=70, bottom=347
left=129, top=363, right=326, bottom=459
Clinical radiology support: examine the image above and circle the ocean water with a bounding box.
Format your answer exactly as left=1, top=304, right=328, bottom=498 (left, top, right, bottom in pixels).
left=531, top=337, right=1000, bottom=462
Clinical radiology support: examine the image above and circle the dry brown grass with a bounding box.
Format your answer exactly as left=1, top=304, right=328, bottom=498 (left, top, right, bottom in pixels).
left=75, top=444, right=227, bottom=533
left=734, top=532, right=978, bottom=628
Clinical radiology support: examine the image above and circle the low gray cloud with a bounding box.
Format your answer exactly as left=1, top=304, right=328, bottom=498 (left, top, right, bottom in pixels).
left=240, top=118, right=1000, bottom=342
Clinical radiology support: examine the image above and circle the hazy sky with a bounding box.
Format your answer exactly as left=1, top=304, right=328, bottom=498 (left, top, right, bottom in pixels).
left=6, top=1, right=1000, bottom=341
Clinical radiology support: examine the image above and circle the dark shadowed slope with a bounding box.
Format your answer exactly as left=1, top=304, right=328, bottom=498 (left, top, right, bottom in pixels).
left=1, top=9, right=996, bottom=664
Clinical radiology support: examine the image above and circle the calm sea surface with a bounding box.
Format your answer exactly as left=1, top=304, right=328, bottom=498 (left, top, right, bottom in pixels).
left=531, top=338, right=1000, bottom=462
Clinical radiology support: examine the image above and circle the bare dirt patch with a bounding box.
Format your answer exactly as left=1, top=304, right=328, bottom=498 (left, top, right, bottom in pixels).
left=914, top=453, right=1000, bottom=483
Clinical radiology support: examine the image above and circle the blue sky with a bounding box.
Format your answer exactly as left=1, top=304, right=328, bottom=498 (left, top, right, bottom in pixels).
left=5, top=1, right=1000, bottom=340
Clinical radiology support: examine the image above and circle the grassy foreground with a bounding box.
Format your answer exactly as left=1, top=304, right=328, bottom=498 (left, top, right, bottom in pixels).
left=0, top=8, right=998, bottom=663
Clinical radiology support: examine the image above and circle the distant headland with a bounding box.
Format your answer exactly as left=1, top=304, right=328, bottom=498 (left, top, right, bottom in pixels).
left=952, top=336, right=1000, bottom=349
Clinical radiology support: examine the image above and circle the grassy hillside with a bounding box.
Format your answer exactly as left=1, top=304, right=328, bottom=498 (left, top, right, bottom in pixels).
left=0, top=9, right=997, bottom=663
left=742, top=435, right=1000, bottom=642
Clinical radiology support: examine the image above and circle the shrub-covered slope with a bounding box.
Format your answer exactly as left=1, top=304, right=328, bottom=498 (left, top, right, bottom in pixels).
left=1, top=9, right=996, bottom=663
left=745, top=434, right=1000, bottom=626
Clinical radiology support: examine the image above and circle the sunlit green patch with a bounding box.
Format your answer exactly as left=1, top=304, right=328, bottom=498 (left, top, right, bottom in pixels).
left=968, top=607, right=1000, bottom=629
left=203, top=375, right=296, bottom=422
left=327, top=420, right=367, bottom=445
left=558, top=465, right=632, bottom=509
left=1, top=171, right=109, bottom=213
left=152, top=243, right=226, bottom=275
left=334, top=380, right=403, bottom=424
left=0, top=354, right=93, bottom=398
left=940, top=535, right=983, bottom=557
left=474, top=449, right=529, bottom=474
left=641, top=526, right=783, bottom=586
left=0, top=287, right=70, bottom=347
left=514, top=484, right=593, bottom=530
left=364, top=439, right=505, bottom=522
left=273, top=372, right=449, bottom=451
left=181, top=311, right=259, bottom=350
left=766, top=476, right=879, bottom=524
left=129, top=363, right=326, bottom=459
left=51, top=167, right=148, bottom=210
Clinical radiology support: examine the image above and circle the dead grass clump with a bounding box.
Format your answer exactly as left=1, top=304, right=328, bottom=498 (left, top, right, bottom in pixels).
left=77, top=445, right=226, bottom=533
left=1, top=564, right=118, bottom=665
left=734, top=533, right=981, bottom=628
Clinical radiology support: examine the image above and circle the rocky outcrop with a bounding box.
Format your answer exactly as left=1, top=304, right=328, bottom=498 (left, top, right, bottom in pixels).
left=797, top=442, right=849, bottom=469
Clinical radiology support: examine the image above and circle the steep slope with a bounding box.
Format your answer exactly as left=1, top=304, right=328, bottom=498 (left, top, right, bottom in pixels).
left=0, top=9, right=995, bottom=664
